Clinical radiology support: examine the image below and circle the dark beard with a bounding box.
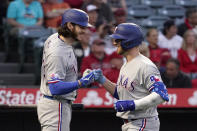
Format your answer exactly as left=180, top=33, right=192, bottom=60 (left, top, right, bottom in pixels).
left=58, top=24, right=78, bottom=41
left=69, top=29, right=78, bottom=41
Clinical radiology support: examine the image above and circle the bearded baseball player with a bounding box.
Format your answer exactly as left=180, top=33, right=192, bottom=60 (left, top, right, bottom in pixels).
left=37, top=9, right=95, bottom=131
left=91, top=23, right=169, bottom=131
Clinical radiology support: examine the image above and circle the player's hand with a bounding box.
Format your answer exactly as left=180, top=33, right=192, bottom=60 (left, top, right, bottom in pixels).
left=93, top=69, right=106, bottom=84
left=82, top=69, right=92, bottom=77
left=79, top=70, right=95, bottom=87
left=114, top=100, right=135, bottom=112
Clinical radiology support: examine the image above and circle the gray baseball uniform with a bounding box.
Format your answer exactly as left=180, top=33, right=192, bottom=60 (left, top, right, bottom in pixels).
left=116, top=54, right=161, bottom=131
left=37, top=33, right=78, bottom=131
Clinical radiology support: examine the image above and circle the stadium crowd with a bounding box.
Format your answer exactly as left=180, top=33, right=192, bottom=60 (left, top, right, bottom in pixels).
left=1, top=0, right=197, bottom=88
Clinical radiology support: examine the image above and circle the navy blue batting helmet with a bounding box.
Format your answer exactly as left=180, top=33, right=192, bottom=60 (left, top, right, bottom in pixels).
left=61, top=9, right=92, bottom=27
left=109, top=23, right=143, bottom=50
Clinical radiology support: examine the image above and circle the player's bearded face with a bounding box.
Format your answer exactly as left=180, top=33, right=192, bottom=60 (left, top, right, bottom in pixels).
left=72, top=25, right=86, bottom=41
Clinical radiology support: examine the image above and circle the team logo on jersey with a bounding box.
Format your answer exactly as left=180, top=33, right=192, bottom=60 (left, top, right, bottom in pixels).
left=150, top=75, right=160, bottom=82
left=48, top=73, right=60, bottom=84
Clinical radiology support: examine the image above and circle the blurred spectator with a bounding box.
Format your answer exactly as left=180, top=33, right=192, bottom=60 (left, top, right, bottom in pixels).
left=146, top=28, right=171, bottom=67
left=139, top=42, right=150, bottom=58
left=7, top=0, right=43, bottom=30
left=80, top=39, right=111, bottom=88
left=113, top=8, right=126, bottom=26
left=158, top=20, right=183, bottom=58
left=161, top=58, right=192, bottom=88
left=82, top=0, right=114, bottom=24
left=107, top=0, right=127, bottom=13
left=89, top=22, right=116, bottom=55
left=37, top=0, right=45, bottom=3
left=85, top=4, right=98, bottom=32
left=178, top=8, right=197, bottom=37
left=178, top=30, right=197, bottom=74
left=105, top=52, right=123, bottom=83
left=42, top=0, right=70, bottom=28
left=93, top=0, right=114, bottom=24
left=73, top=29, right=91, bottom=75
left=63, top=0, right=83, bottom=8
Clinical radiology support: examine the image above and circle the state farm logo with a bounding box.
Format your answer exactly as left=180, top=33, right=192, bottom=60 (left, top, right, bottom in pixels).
left=82, top=90, right=103, bottom=106
left=188, top=91, right=197, bottom=106
left=0, top=89, right=41, bottom=105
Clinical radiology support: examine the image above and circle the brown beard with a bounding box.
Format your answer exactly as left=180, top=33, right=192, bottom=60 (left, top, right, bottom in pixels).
left=70, top=28, right=78, bottom=41
left=57, top=24, right=78, bottom=41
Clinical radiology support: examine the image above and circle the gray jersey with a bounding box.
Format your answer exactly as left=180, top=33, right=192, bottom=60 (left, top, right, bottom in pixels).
left=116, top=54, right=162, bottom=119
left=40, top=33, right=77, bottom=101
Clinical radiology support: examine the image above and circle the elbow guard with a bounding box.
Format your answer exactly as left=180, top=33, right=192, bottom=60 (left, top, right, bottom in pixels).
left=149, top=81, right=169, bottom=101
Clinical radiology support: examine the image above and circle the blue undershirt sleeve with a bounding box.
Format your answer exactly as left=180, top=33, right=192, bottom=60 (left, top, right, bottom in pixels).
left=48, top=80, right=80, bottom=95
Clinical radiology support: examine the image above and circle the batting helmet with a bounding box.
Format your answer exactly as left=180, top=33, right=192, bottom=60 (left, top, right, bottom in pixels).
left=61, top=9, right=92, bottom=27
left=109, top=23, right=143, bottom=50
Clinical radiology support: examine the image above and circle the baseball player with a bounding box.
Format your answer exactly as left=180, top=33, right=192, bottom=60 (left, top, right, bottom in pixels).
left=37, top=9, right=95, bottom=131
left=91, top=23, right=169, bottom=131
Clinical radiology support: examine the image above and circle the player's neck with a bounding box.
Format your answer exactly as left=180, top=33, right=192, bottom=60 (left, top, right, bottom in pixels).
left=59, top=35, right=75, bottom=45
left=125, top=48, right=140, bottom=62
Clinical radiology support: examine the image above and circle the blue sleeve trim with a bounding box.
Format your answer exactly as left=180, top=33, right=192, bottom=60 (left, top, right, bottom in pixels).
left=113, top=86, right=119, bottom=100
left=48, top=80, right=79, bottom=95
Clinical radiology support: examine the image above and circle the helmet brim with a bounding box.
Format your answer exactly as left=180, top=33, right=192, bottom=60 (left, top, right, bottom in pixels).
left=79, top=22, right=93, bottom=28
left=109, top=34, right=125, bottom=40
left=87, top=23, right=93, bottom=27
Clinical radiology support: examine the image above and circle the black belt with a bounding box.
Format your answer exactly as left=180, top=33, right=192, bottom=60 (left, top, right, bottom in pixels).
left=43, top=95, right=71, bottom=104
left=123, top=119, right=137, bottom=124
left=43, top=95, right=55, bottom=100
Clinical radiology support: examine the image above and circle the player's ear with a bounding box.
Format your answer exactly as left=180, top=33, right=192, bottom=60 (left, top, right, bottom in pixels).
left=67, top=22, right=74, bottom=31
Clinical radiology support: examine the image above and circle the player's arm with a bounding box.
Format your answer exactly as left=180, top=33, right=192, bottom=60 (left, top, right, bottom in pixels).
left=48, top=71, right=95, bottom=95
left=134, top=92, right=164, bottom=110
left=92, top=69, right=118, bottom=99
left=102, top=78, right=117, bottom=97
left=46, top=55, right=95, bottom=95
left=114, top=81, right=169, bottom=112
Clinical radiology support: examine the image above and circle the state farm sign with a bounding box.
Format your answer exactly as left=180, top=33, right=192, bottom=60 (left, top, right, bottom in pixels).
left=0, top=88, right=197, bottom=108
left=75, top=88, right=197, bottom=108
left=0, top=88, right=41, bottom=105
left=158, top=88, right=197, bottom=108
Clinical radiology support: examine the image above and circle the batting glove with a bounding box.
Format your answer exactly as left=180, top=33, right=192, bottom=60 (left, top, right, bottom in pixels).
left=79, top=71, right=95, bottom=87
left=114, top=100, right=135, bottom=112
left=93, top=69, right=106, bottom=84
left=82, top=69, right=92, bottom=77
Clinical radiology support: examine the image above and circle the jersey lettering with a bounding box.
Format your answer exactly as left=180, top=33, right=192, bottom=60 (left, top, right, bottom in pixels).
left=118, top=75, right=135, bottom=92
left=130, top=81, right=135, bottom=92
left=123, top=78, right=128, bottom=88
left=119, top=75, right=124, bottom=86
